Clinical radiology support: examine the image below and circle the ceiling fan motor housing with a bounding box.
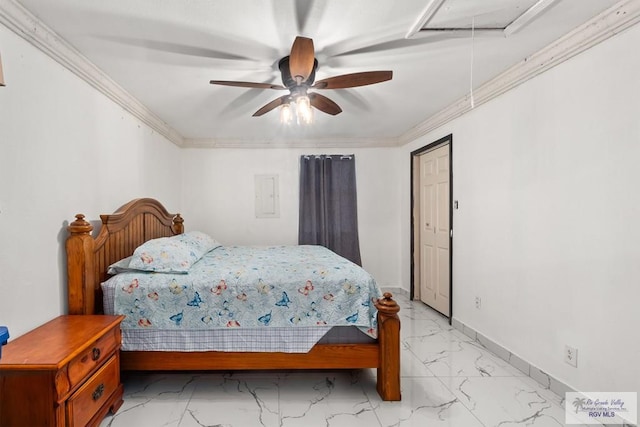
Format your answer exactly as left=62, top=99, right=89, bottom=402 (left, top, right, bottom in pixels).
left=279, top=56, right=318, bottom=88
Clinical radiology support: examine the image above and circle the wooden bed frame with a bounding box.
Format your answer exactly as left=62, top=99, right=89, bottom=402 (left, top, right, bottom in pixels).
left=66, top=198, right=401, bottom=401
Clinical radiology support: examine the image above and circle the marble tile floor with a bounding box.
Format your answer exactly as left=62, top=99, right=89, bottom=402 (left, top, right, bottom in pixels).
left=100, top=293, right=583, bottom=427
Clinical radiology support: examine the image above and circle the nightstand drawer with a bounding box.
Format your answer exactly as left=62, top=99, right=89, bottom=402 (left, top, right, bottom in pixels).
left=67, top=354, right=119, bottom=427
left=68, top=325, right=118, bottom=389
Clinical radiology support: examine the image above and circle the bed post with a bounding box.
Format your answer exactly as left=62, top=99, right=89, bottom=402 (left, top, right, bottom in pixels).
left=375, top=292, right=401, bottom=401
left=66, top=214, right=95, bottom=315
left=173, top=213, right=184, bottom=234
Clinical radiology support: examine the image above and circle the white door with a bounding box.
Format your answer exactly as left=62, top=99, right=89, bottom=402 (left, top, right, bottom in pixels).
left=418, top=144, right=450, bottom=316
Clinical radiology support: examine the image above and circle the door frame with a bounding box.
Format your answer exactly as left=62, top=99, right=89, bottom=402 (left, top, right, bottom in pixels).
left=410, top=134, right=453, bottom=322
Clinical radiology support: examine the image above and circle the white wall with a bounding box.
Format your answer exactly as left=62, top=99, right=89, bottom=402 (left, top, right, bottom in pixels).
left=0, top=24, right=182, bottom=337
left=181, top=147, right=402, bottom=287
left=401, top=23, right=640, bottom=392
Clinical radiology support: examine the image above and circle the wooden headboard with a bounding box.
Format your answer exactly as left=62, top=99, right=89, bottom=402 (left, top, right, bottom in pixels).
left=66, top=198, right=184, bottom=315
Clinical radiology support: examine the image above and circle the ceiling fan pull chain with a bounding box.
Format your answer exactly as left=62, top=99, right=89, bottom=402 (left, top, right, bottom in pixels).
left=469, top=16, right=476, bottom=109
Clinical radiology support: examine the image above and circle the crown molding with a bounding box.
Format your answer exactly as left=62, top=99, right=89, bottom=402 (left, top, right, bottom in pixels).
left=0, top=0, right=185, bottom=147
left=398, top=0, right=640, bottom=146
left=183, top=136, right=399, bottom=149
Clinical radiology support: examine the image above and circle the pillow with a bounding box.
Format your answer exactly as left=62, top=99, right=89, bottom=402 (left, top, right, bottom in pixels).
left=127, top=232, right=220, bottom=273
left=173, top=231, right=220, bottom=256
left=107, top=256, right=136, bottom=275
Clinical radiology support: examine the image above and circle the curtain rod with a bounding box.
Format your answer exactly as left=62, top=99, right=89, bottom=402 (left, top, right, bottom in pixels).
left=302, top=154, right=354, bottom=160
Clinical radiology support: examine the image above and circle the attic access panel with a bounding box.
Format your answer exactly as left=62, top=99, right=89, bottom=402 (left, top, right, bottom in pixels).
left=425, top=0, right=543, bottom=29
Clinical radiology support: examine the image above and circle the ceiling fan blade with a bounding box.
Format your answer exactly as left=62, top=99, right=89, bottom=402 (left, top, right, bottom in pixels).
left=294, top=0, right=313, bottom=34
left=101, top=36, right=255, bottom=61
left=210, top=80, right=286, bottom=90
left=253, top=95, right=291, bottom=117
left=330, top=33, right=468, bottom=59
left=309, top=93, right=342, bottom=116
left=289, top=36, right=315, bottom=83
left=312, top=71, right=393, bottom=90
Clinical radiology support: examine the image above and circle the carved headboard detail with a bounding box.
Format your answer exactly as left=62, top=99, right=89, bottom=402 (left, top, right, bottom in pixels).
left=66, top=198, right=183, bottom=315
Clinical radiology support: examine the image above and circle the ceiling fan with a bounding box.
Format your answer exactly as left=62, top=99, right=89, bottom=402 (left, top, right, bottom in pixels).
left=209, top=36, right=392, bottom=122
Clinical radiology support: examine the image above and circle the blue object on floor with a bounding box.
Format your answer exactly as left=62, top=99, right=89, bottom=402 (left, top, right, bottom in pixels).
left=0, top=326, right=9, bottom=359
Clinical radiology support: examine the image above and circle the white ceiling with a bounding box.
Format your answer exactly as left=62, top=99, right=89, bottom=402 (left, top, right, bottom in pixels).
left=9, top=0, right=624, bottom=146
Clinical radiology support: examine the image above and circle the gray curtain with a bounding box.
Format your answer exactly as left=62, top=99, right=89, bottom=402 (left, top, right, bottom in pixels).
left=298, top=155, right=362, bottom=266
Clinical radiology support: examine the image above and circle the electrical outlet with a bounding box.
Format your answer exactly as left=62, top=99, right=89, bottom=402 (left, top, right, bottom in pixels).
left=565, top=345, right=578, bottom=367
left=475, top=296, right=481, bottom=309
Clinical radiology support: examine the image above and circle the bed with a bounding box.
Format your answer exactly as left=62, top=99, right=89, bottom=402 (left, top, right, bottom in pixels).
left=66, top=198, right=400, bottom=401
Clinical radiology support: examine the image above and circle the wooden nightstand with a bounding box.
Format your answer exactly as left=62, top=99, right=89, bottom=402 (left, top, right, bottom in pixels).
left=0, top=315, right=125, bottom=427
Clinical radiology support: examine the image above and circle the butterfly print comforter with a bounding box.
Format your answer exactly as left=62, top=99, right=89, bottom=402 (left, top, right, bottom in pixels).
left=109, top=245, right=382, bottom=338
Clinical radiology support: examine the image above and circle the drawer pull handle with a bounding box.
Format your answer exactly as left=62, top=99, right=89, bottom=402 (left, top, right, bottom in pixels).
left=92, top=383, right=105, bottom=401
left=92, top=347, right=101, bottom=361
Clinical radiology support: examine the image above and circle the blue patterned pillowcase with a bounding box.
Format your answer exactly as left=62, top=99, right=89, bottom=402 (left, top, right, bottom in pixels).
left=127, top=232, right=220, bottom=273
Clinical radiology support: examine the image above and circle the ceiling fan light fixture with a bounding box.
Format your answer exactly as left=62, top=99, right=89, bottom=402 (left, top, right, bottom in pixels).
left=280, top=103, right=293, bottom=124
left=296, top=95, right=313, bottom=124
